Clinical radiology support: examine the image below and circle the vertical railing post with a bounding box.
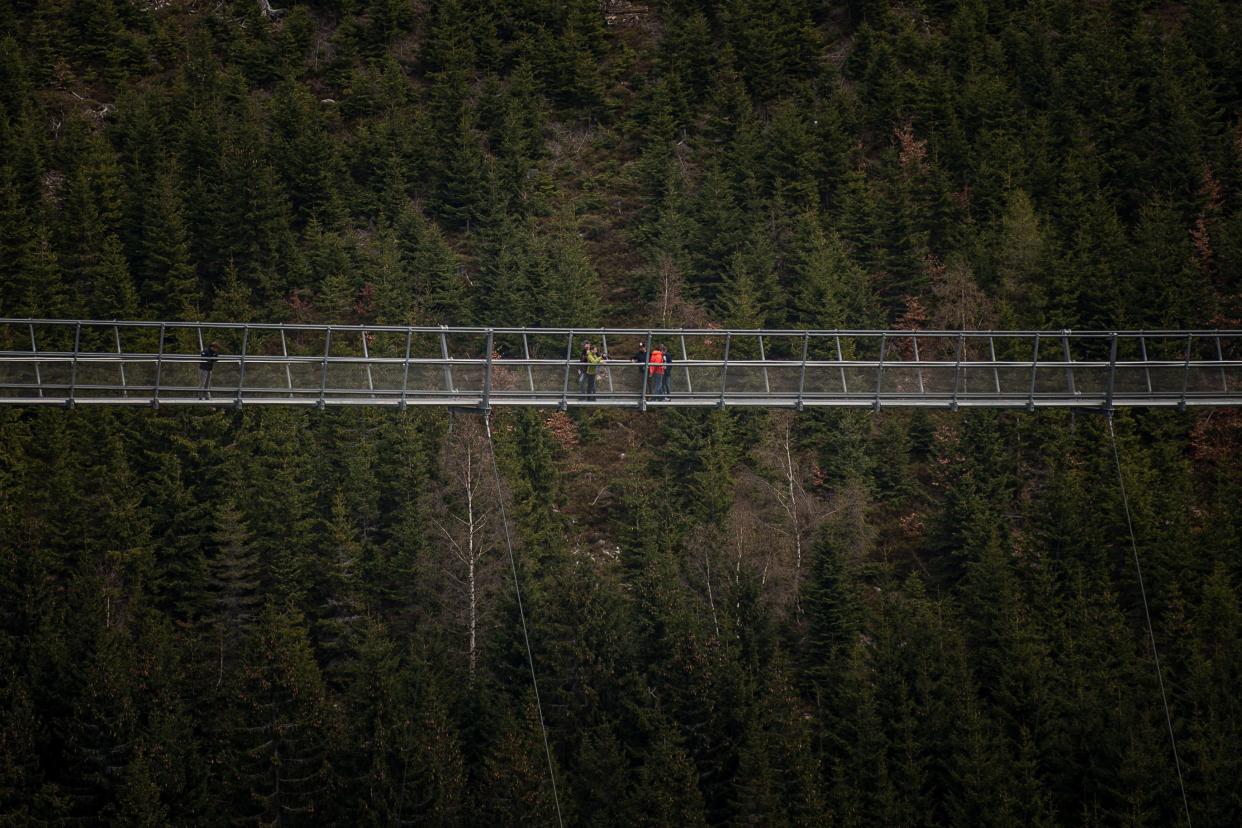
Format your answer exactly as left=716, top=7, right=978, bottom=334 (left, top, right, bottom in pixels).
left=560, top=331, right=574, bottom=410
left=757, top=334, right=770, bottom=394
left=1061, top=331, right=1076, bottom=397
left=680, top=334, right=692, bottom=395
left=638, top=331, right=652, bottom=411
left=67, top=322, right=81, bottom=408
left=912, top=334, right=924, bottom=395
left=153, top=323, right=165, bottom=408
left=796, top=332, right=809, bottom=411
left=114, top=324, right=127, bottom=398
left=834, top=333, right=847, bottom=393
left=319, top=327, right=332, bottom=409
left=718, top=332, right=731, bottom=408
left=362, top=329, right=374, bottom=397
left=400, top=329, right=412, bottom=409
left=235, top=326, right=249, bottom=409
left=280, top=329, right=293, bottom=399
left=951, top=331, right=964, bottom=410
left=522, top=333, right=535, bottom=395
left=989, top=335, right=1001, bottom=394
left=440, top=327, right=454, bottom=394
left=873, top=333, right=886, bottom=411
left=1216, top=332, right=1227, bottom=393
left=601, top=333, right=614, bottom=395
left=1139, top=334, right=1152, bottom=394
left=481, top=329, right=494, bottom=413
left=1105, top=332, right=1118, bottom=411
left=195, top=326, right=206, bottom=399
left=29, top=322, right=43, bottom=398
left=1027, top=333, right=1039, bottom=411
left=1180, top=333, right=1193, bottom=410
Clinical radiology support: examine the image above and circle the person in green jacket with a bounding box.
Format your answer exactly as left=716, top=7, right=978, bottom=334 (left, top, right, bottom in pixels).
left=584, top=343, right=604, bottom=401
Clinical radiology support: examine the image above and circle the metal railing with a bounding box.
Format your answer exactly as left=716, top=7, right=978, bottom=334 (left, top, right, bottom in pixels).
left=1, top=319, right=1240, bottom=410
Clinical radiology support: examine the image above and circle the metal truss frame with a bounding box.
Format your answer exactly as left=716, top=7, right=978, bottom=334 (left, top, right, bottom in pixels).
left=1, top=319, right=1239, bottom=411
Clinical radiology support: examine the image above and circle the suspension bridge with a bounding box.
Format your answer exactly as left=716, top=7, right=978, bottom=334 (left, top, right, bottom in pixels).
left=1, top=318, right=1240, bottom=410
left=1, top=317, right=1220, bottom=826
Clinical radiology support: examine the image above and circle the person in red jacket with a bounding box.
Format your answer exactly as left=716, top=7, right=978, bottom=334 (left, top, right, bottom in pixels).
left=647, top=344, right=665, bottom=400
left=657, top=343, right=673, bottom=400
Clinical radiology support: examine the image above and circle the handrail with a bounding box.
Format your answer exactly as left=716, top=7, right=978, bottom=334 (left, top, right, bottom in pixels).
left=2, top=320, right=1239, bottom=410
left=4, top=318, right=1241, bottom=338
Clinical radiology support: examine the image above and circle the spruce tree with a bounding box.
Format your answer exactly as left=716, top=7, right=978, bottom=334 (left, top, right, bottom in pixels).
left=139, top=163, right=199, bottom=320
left=226, top=603, right=340, bottom=824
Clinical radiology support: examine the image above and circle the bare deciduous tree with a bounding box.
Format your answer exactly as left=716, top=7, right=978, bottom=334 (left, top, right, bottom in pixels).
left=746, top=412, right=834, bottom=617
left=428, top=416, right=503, bottom=678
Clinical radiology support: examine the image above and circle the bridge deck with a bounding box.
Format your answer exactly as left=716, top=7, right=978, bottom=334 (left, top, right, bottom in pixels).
left=2, top=320, right=1240, bottom=410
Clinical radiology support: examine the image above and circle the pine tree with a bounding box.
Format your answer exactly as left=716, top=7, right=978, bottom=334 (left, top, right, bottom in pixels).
left=372, top=410, right=436, bottom=625
left=89, top=234, right=139, bottom=320
left=730, top=659, right=829, bottom=826
left=721, top=251, right=768, bottom=332
left=394, top=648, right=467, bottom=824
left=835, top=165, right=883, bottom=276
left=108, top=743, right=169, bottom=827
left=437, top=108, right=488, bottom=232
left=800, top=524, right=861, bottom=697
left=479, top=698, right=566, bottom=824
left=226, top=602, right=341, bottom=824
left=317, top=490, right=366, bottom=686
left=625, top=719, right=708, bottom=826
left=1129, top=197, right=1216, bottom=327
left=0, top=167, right=33, bottom=316
left=992, top=189, right=1052, bottom=322
left=14, top=223, right=71, bottom=318
left=209, top=259, right=253, bottom=323
left=215, top=110, right=296, bottom=306
left=238, top=410, right=318, bottom=604
left=367, top=224, right=414, bottom=325
left=337, top=618, right=406, bottom=822
left=139, top=163, right=199, bottom=320
left=475, top=217, right=539, bottom=326
left=689, top=161, right=745, bottom=307
left=791, top=212, right=876, bottom=329
left=396, top=205, right=470, bottom=325
left=538, top=222, right=602, bottom=328
left=206, top=497, right=261, bottom=682
left=270, top=81, right=345, bottom=227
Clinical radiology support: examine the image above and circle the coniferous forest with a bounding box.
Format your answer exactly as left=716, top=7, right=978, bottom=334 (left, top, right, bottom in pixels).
left=2, top=0, right=1242, bottom=824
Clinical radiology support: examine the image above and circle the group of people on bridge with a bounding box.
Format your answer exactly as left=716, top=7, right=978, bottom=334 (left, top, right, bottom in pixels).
left=196, top=337, right=677, bottom=402
left=578, top=340, right=673, bottom=401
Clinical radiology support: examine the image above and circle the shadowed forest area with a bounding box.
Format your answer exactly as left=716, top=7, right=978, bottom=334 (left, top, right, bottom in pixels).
left=1, top=0, right=1242, bottom=824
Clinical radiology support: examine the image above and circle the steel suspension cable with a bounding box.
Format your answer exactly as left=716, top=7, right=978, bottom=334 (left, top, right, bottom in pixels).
left=482, top=414, right=564, bottom=828
left=1107, top=415, right=1192, bottom=827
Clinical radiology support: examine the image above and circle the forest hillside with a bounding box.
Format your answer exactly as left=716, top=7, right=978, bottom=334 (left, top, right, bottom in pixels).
left=1, top=0, right=1241, bottom=824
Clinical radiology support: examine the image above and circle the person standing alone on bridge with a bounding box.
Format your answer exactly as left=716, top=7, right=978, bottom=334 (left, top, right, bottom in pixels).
left=580, top=342, right=604, bottom=401
left=578, top=341, right=592, bottom=400
left=199, top=341, right=220, bottom=399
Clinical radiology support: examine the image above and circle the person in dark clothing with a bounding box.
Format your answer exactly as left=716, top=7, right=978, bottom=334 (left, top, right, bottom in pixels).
left=632, top=342, right=649, bottom=396
left=199, top=341, right=221, bottom=399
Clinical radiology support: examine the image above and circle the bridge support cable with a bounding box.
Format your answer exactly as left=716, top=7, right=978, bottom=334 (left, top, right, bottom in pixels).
left=482, top=414, right=564, bottom=828
left=1107, top=415, right=1192, bottom=827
